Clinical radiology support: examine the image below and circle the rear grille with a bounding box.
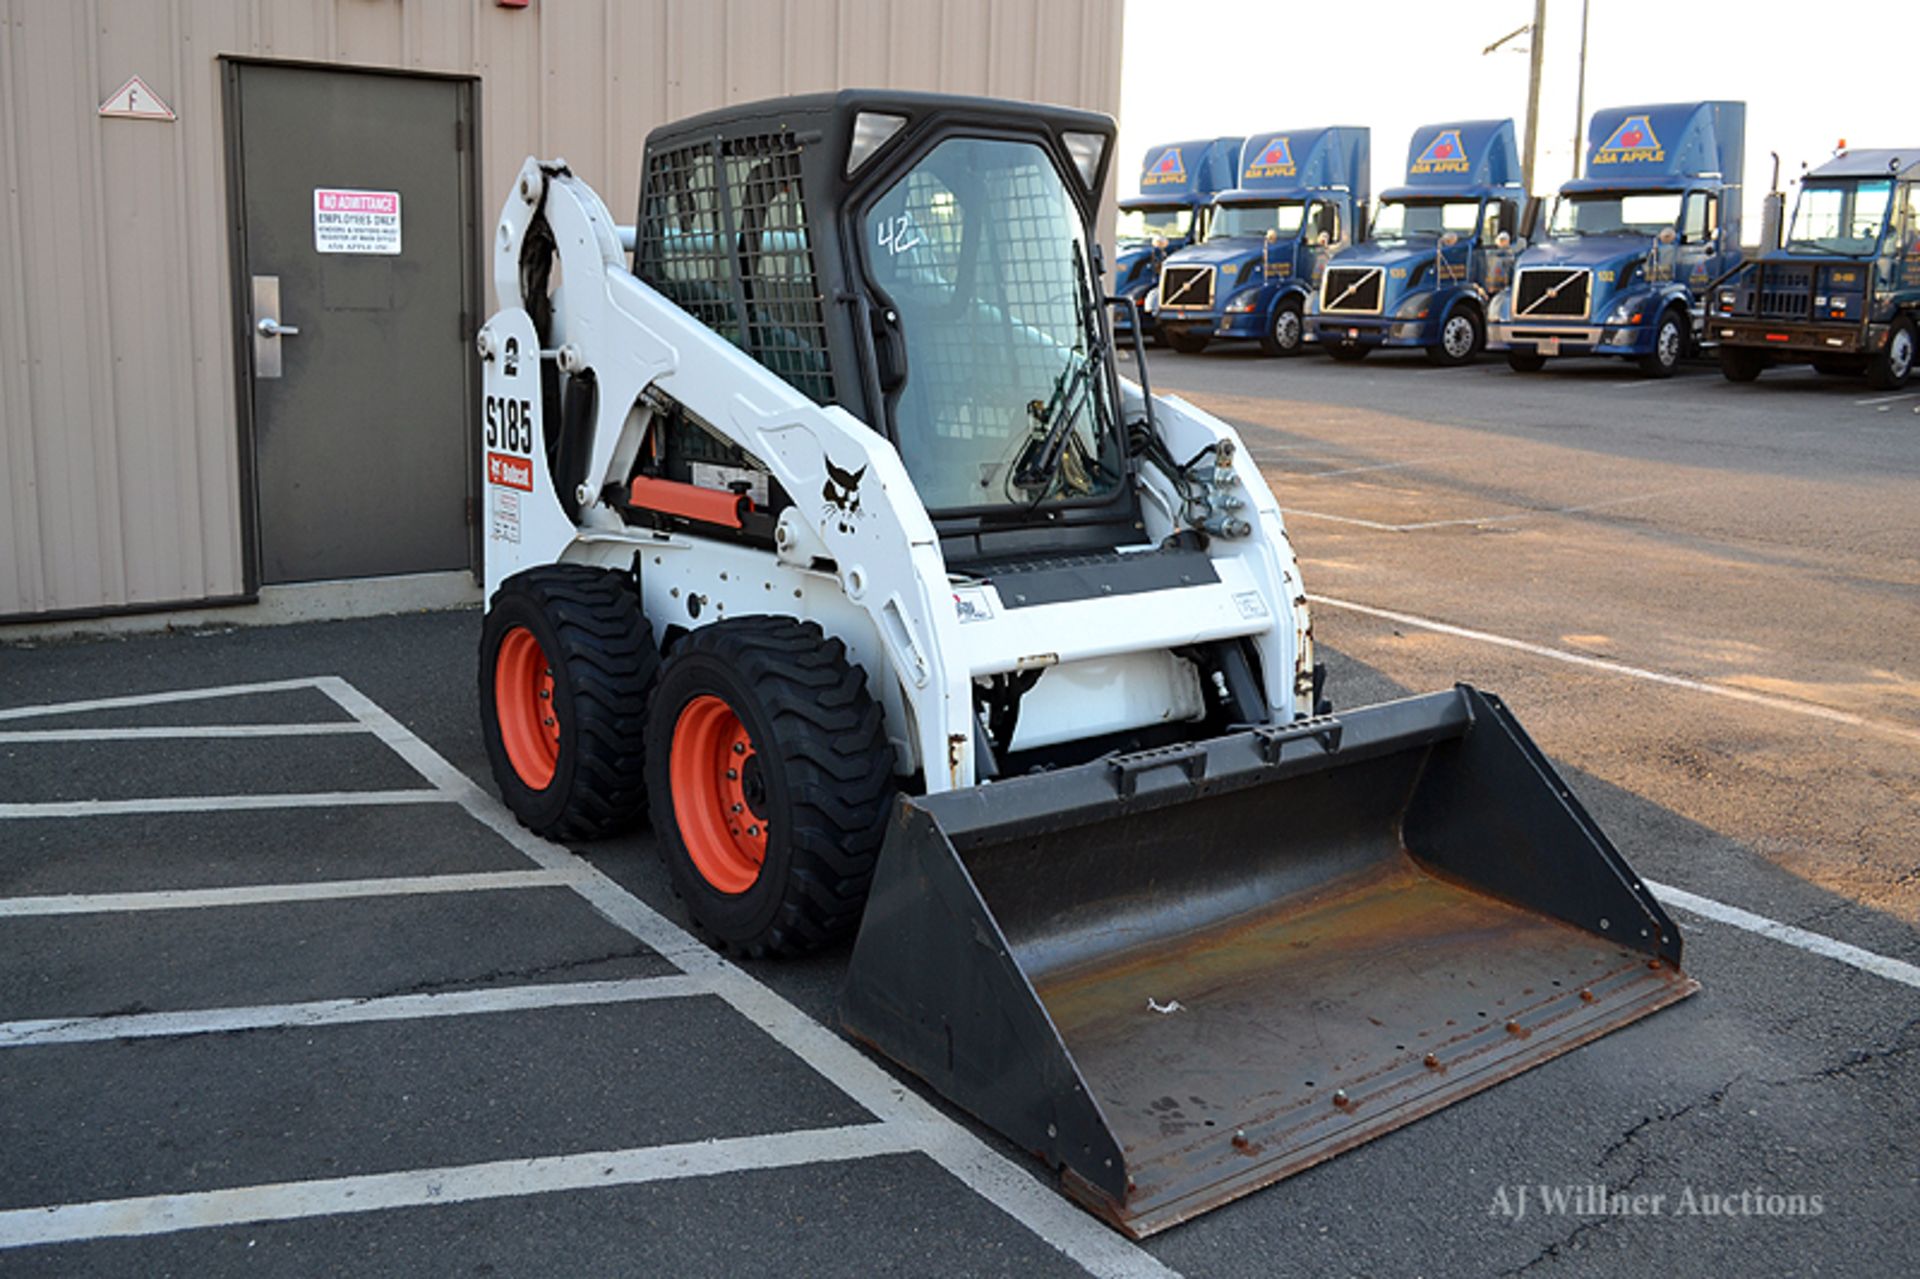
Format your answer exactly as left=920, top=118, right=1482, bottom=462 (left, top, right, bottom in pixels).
left=1159, top=263, right=1215, bottom=310
left=1757, top=264, right=1814, bottom=321
left=1322, top=266, right=1384, bottom=314
left=1514, top=268, right=1591, bottom=320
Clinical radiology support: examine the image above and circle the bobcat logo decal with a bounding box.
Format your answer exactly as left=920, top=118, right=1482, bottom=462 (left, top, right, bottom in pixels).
left=822, top=459, right=865, bottom=533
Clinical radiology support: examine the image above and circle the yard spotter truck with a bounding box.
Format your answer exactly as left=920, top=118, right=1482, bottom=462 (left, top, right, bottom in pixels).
left=1152, top=127, right=1370, bottom=356
left=473, top=90, right=1695, bottom=1237
left=1714, top=148, right=1919, bottom=389
left=1111, top=136, right=1243, bottom=346
left=1305, top=120, right=1527, bottom=366
left=1490, top=101, right=1746, bottom=377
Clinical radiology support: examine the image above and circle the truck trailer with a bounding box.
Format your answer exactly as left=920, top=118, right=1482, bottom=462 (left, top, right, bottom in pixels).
left=1153, top=127, right=1370, bottom=356
left=1713, top=148, right=1918, bottom=389
left=1490, top=101, right=1746, bottom=377
left=1111, top=137, right=1243, bottom=346
left=1307, top=119, right=1526, bottom=365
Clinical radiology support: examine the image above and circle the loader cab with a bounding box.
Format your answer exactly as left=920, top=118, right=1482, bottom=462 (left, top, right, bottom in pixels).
left=635, top=91, right=1137, bottom=565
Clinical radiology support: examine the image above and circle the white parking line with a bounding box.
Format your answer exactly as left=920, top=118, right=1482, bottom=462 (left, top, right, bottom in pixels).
left=0, top=869, right=584, bottom=917
left=0, top=976, right=707, bottom=1048
left=1649, top=881, right=1920, bottom=991
left=0, top=722, right=369, bottom=743
left=1311, top=593, right=1920, bottom=748
left=1854, top=391, right=1918, bottom=406
left=0, top=677, right=337, bottom=721
left=0, top=1124, right=925, bottom=1249
left=1283, top=487, right=1686, bottom=533
left=0, top=790, right=453, bottom=819
left=317, top=677, right=1178, bottom=1279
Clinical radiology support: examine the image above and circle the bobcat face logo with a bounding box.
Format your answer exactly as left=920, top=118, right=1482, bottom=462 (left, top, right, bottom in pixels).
left=822, top=459, right=865, bottom=534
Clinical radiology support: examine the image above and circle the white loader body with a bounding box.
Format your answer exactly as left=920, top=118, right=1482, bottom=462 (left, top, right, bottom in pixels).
left=480, top=159, right=1313, bottom=791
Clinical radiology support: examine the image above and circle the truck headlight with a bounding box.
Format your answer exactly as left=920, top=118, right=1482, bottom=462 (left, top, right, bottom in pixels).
left=1604, top=296, right=1647, bottom=327
left=1224, top=289, right=1263, bottom=313
left=1393, top=290, right=1432, bottom=319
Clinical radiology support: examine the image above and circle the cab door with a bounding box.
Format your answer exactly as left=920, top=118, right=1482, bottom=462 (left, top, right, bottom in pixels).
left=1678, top=191, right=1724, bottom=294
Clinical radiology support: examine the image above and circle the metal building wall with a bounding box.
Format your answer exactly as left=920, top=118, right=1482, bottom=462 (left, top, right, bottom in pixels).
left=0, top=0, right=1126, bottom=619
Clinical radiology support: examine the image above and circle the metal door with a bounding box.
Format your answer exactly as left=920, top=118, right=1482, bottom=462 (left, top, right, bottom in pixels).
left=226, top=61, right=477, bottom=585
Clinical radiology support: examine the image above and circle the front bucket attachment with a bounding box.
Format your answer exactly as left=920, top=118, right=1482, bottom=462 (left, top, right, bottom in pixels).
left=840, top=686, right=1696, bottom=1237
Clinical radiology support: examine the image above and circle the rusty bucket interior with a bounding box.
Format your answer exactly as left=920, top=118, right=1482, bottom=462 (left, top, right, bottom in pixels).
left=840, top=685, right=1697, bottom=1237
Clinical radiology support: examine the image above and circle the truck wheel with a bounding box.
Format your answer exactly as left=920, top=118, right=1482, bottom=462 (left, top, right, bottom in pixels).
left=645, top=617, right=895, bottom=957
left=1866, top=317, right=1916, bottom=390
left=1164, top=329, right=1210, bottom=354
left=1259, top=297, right=1304, bottom=357
left=1637, top=309, right=1687, bottom=377
left=1719, top=347, right=1768, bottom=383
left=1426, top=306, right=1484, bottom=367
left=1325, top=342, right=1370, bottom=362
left=1506, top=351, right=1547, bottom=373
left=480, top=566, right=658, bottom=840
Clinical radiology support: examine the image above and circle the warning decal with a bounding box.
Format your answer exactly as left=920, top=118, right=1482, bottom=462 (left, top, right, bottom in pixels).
left=98, top=75, right=175, bottom=121
left=314, top=188, right=402, bottom=255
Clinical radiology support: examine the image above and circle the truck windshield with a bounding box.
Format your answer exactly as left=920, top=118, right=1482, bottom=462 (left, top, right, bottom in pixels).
left=1549, top=191, right=1682, bottom=237
left=1370, top=198, right=1480, bottom=242
left=1207, top=201, right=1304, bottom=240
left=1786, top=181, right=1892, bottom=256
left=1116, top=205, right=1193, bottom=243
left=864, top=137, right=1122, bottom=514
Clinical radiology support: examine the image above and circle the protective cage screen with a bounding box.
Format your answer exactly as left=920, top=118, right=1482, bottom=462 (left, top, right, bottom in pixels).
left=636, top=135, right=837, bottom=405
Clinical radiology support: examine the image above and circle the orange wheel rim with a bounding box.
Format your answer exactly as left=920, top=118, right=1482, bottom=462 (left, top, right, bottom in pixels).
left=669, top=694, right=769, bottom=893
left=495, top=626, right=560, bottom=789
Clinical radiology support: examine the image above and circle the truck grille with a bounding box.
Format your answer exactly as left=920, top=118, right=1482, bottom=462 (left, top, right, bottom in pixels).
left=1322, top=266, right=1384, bottom=314
left=1159, top=263, right=1215, bottom=310
left=1757, top=264, right=1814, bottom=321
left=1514, top=268, right=1591, bottom=320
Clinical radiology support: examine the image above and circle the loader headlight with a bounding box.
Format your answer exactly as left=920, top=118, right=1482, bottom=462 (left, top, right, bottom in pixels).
left=846, top=112, right=907, bottom=175
left=1061, top=131, right=1108, bottom=191
left=1224, top=288, right=1263, bottom=313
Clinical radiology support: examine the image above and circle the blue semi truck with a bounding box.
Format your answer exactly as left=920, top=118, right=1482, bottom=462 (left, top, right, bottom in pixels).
left=1111, top=137, right=1242, bottom=345
left=1152, top=127, right=1371, bottom=355
left=1305, top=119, right=1526, bottom=365
left=1489, top=101, right=1746, bottom=377
left=1713, top=148, right=1919, bottom=389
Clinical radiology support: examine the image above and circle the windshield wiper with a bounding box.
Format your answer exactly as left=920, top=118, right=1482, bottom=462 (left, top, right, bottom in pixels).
left=1012, top=253, right=1107, bottom=497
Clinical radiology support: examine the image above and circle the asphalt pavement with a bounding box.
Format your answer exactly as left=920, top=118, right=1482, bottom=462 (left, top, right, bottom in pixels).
left=1, top=346, right=1915, bottom=1277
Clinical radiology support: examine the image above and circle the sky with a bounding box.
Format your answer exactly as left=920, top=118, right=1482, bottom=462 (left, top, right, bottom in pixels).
left=1115, top=0, right=1912, bottom=242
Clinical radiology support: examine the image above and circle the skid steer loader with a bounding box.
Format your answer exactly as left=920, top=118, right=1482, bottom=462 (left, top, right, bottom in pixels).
left=475, top=91, right=1696, bottom=1237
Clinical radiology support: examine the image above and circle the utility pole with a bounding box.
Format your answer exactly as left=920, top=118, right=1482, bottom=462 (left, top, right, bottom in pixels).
left=1572, top=0, right=1591, bottom=180
left=1522, top=0, right=1547, bottom=192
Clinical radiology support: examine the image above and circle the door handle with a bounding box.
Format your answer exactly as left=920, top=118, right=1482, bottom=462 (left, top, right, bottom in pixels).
left=256, top=317, right=300, bottom=338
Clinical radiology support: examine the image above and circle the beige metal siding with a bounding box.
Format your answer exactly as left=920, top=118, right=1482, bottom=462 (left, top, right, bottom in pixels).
left=0, top=0, right=1124, bottom=618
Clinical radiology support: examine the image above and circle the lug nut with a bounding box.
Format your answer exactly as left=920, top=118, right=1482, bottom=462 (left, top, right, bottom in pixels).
left=727, top=768, right=738, bottom=780
left=733, top=742, right=746, bottom=755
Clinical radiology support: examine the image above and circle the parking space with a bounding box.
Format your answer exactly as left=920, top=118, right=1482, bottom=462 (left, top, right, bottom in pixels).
left=0, top=671, right=1166, bottom=1278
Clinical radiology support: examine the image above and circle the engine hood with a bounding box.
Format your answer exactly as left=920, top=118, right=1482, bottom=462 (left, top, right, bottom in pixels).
left=1164, top=238, right=1275, bottom=271
left=1516, top=236, right=1649, bottom=275
left=1328, top=241, right=1442, bottom=273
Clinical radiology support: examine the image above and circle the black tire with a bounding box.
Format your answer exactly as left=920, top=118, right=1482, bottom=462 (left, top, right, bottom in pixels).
left=1425, top=305, right=1484, bottom=367
left=480, top=566, right=658, bottom=840
left=1866, top=316, right=1916, bottom=390
left=1258, top=295, right=1304, bottom=357
left=1719, top=346, right=1768, bottom=383
left=645, top=617, right=895, bottom=957
left=1506, top=351, right=1547, bottom=373
left=1163, top=328, right=1210, bottom=354
left=1325, top=342, right=1370, bottom=362
left=1637, top=308, right=1687, bottom=377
